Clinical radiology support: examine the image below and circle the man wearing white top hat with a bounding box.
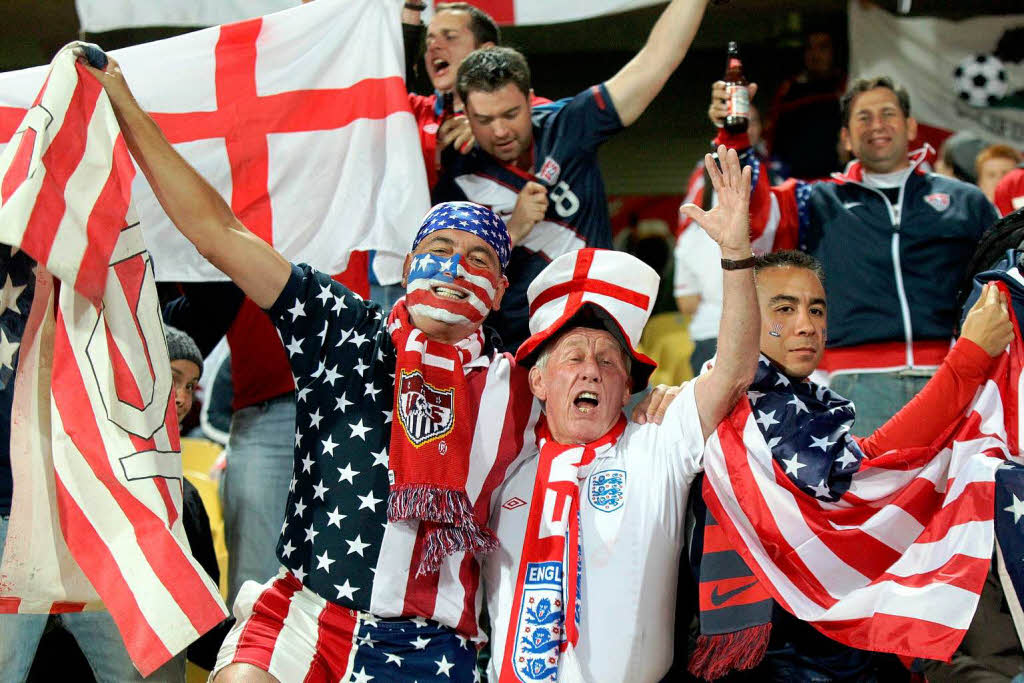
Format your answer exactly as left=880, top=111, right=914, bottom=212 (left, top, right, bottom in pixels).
left=482, top=147, right=760, bottom=683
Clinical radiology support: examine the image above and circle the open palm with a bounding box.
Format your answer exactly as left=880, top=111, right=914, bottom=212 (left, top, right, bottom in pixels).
left=679, top=145, right=752, bottom=254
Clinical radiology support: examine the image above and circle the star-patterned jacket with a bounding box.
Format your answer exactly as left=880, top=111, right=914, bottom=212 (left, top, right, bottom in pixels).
left=268, top=263, right=536, bottom=639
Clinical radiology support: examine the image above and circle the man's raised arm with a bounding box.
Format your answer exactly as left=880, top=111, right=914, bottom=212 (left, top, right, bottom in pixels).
left=683, top=146, right=760, bottom=440
left=604, top=0, right=710, bottom=127
left=82, top=54, right=291, bottom=310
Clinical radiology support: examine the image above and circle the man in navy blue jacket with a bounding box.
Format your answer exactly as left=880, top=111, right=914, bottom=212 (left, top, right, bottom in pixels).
left=709, top=75, right=998, bottom=433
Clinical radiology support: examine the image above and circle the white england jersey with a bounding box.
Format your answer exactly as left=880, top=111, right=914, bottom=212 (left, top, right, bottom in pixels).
left=484, top=381, right=706, bottom=683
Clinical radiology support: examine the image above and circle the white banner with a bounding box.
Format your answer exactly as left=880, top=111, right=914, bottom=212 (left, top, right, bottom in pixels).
left=0, top=0, right=429, bottom=284
left=849, top=1, right=1024, bottom=147
left=75, top=0, right=300, bottom=33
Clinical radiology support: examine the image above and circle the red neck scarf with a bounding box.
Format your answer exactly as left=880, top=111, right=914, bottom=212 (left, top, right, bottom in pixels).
left=387, top=297, right=496, bottom=575
left=500, top=415, right=626, bottom=683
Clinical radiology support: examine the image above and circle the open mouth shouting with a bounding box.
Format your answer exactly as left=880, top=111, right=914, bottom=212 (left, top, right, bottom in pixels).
left=431, top=58, right=451, bottom=80
left=573, top=390, right=600, bottom=414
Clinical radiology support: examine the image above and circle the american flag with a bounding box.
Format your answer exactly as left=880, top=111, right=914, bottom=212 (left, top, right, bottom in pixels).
left=702, top=336, right=1024, bottom=662
left=0, top=46, right=227, bottom=676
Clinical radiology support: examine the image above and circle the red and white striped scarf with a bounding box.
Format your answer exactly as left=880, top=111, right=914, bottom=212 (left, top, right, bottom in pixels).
left=387, top=297, right=497, bottom=575
left=500, top=416, right=626, bottom=683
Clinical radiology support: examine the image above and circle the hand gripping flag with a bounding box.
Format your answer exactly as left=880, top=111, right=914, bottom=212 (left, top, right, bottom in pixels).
left=0, top=0, right=429, bottom=287
left=0, top=45, right=227, bottom=676
left=701, top=274, right=1024, bottom=664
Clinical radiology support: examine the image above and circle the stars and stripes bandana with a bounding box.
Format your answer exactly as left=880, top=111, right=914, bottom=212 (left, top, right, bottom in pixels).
left=386, top=297, right=496, bottom=575
left=405, top=252, right=500, bottom=326
left=501, top=415, right=626, bottom=683
left=691, top=357, right=860, bottom=679
left=411, top=201, right=511, bottom=271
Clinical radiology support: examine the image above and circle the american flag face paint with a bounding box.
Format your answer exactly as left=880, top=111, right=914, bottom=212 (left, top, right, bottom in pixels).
left=405, top=252, right=499, bottom=325
left=769, top=321, right=783, bottom=337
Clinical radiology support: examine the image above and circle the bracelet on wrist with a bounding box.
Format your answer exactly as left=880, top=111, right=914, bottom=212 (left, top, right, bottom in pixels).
left=720, top=255, right=757, bottom=271
left=404, top=2, right=427, bottom=10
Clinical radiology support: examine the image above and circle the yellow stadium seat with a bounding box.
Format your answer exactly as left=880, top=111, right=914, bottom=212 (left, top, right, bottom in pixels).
left=638, top=311, right=694, bottom=387
left=180, top=438, right=229, bottom=601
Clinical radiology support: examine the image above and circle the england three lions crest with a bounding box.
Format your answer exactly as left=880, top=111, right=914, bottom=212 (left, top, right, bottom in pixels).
left=397, top=370, right=454, bottom=446
left=589, top=469, right=626, bottom=512
left=512, top=562, right=564, bottom=682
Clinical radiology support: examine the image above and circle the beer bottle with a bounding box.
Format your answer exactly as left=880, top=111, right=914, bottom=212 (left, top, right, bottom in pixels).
left=723, top=41, right=749, bottom=134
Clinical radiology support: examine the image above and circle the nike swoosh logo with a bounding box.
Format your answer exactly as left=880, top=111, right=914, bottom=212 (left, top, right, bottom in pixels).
left=710, top=581, right=758, bottom=606
left=842, top=201, right=863, bottom=210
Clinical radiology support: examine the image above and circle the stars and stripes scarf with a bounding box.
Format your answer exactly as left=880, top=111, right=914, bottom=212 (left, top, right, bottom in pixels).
left=699, top=329, right=1024, bottom=671
left=386, top=297, right=496, bottom=575
left=501, top=415, right=626, bottom=683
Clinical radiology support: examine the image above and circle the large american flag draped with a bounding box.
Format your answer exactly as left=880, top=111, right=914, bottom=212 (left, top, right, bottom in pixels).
left=702, top=291, right=1024, bottom=661
left=0, top=47, right=227, bottom=676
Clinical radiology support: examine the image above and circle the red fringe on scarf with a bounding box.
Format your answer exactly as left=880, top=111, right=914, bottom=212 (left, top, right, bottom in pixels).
left=388, top=485, right=499, bottom=576
left=688, top=623, right=772, bottom=681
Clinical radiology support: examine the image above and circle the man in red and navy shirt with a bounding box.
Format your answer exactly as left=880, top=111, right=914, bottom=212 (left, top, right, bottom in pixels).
left=434, top=0, right=712, bottom=351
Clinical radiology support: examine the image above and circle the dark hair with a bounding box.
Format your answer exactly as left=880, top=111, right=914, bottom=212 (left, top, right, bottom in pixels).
left=436, top=2, right=500, bottom=47
left=456, top=46, right=531, bottom=104
left=754, top=250, right=825, bottom=284
left=956, top=207, right=1024, bottom=318
left=840, top=76, right=911, bottom=127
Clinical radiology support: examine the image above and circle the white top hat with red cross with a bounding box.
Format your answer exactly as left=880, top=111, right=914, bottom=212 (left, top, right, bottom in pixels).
left=515, top=248, right=660, bottom=392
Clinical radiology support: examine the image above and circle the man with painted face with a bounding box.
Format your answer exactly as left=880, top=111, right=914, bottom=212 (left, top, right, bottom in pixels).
left=433, top=0, right=711, bottom=351
left=484, top=146, right=760, bottom=682
left=682, top=249, right=1014, bottom=681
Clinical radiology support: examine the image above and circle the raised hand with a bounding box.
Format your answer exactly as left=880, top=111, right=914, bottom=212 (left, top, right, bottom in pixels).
left=679, top=145, right=752, bottom=258
left=961, top=282, right=1015, bottom=357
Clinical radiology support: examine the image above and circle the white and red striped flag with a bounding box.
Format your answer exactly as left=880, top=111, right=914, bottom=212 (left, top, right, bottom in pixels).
left=0, top=0, right=429, bottom=287
left=701, top=305, right=1024, bottom=662
left=0, top=46, right=227, bottom=676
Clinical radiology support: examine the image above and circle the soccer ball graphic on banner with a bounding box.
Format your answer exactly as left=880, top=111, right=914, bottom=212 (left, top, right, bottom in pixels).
left=953, top=53, right=1009, bottom=107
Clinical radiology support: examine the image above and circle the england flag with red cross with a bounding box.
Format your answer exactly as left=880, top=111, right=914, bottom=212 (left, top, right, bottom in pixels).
left=0, top=0, right=429, bottom=286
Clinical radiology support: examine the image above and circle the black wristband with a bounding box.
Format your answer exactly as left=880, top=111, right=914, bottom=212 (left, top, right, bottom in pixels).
left=720, top=256, right=757, bottom=270
left=404, top=2, right=427, bottom=10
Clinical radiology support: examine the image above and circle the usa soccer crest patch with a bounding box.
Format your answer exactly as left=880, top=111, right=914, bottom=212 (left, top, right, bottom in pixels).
left=924, top=192, right=950, bottom=212
left=589, top=469, right=625, bottom=512
left=537, top=156, right=561, bottom=185
left=396, top=370, right=454, bottom=446
left=512, top=562, right=564, bottom=682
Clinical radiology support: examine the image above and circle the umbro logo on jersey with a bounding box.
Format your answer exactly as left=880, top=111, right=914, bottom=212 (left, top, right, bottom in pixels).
left=924, top=193, right=950, bottom=212
left=502, top=497, right=527, bottom=510
left=537, top=156, right=561, bottom=185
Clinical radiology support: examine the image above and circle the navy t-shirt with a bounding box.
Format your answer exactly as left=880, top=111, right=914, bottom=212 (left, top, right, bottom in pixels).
left=433, top=83, right=623, bottom=350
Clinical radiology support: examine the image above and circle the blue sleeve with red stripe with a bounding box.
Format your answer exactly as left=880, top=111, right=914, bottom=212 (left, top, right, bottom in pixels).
left=533, top=83, right=623, bottom=155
